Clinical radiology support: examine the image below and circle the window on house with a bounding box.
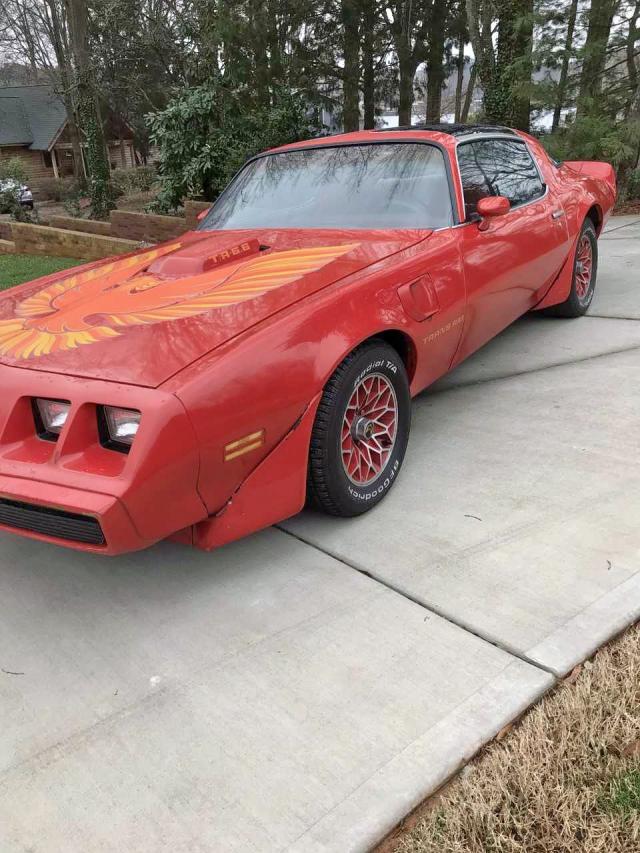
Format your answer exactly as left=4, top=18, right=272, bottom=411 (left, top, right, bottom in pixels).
left=42, top=151, right=53, bottom=169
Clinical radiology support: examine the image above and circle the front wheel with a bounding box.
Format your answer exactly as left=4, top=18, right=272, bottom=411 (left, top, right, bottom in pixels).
left=307, top=340, right=411, bottom=517
left=544, top=219, right=598, bottom=318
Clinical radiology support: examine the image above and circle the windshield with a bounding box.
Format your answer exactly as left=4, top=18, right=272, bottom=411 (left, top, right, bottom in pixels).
left=200, top=143, right=453, bottom=231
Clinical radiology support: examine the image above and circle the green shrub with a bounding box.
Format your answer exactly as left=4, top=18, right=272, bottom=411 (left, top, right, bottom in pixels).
left=0, top=186, right=19, bottom=216
left=0, top=188, right=38, bottom=222
left=0, top=158, right=37, bottom=221
left=541, top=117, right=640, bottom=201
left=36, top=177, right=83, bottom=203
left=147, top=82, right=316, bottom=212
left=0, top=157, right=28, bottom=185
left=625, top=168, right=640, bottom=201
left=111, top=165, right=157, bottom=195
left=62, top=185, right=83, bottom=218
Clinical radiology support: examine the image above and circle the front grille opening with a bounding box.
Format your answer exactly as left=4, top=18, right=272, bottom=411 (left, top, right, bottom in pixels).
left=0, top=499, right=105, bottom=545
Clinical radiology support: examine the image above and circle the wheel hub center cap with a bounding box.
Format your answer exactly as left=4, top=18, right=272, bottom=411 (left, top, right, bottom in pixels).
left=353, top=416, right=375, bottom=441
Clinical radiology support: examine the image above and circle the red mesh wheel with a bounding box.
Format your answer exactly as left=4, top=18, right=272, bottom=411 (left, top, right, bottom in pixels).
left=575, top=233, right=593, bottom=299
left=341, top=373, right=398, bottom=486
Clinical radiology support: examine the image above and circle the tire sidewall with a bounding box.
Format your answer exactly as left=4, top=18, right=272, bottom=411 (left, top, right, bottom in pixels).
left=326, top=345, right=410, bottom=514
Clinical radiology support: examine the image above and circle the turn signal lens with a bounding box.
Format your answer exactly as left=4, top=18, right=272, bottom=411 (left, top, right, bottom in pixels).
left=34, top=398, right=70, bottom=439
left=101, top=406, right=141, bottom=451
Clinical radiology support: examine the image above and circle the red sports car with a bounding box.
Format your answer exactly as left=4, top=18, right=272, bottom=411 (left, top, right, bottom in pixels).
left=0, top=125, right=616, bottom=554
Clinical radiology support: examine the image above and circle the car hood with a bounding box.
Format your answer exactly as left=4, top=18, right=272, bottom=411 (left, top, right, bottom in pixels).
left=0, top=228, right=430, bottom=387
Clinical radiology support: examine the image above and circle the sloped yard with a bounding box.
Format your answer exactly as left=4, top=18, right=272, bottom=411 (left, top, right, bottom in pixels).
left=0, top=254, right=83, bottom=290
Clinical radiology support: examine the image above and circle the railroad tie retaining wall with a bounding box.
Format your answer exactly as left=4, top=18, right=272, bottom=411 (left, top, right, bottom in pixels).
left=184, top=200, right=211, bottom=230
left=49, top=216, right=113, bottom=237
left=11, top=222, right=139, bottom=260
left=109, top=210, right=187, bottom=243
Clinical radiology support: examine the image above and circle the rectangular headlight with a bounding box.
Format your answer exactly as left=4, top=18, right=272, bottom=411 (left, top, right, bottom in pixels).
left=99, top=406, right=141, bottom=452
left=33, top=398, right=70, bottom=440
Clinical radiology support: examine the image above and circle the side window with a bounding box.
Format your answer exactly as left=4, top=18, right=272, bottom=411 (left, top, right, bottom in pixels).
left=457, top=139, right=546, bottom=219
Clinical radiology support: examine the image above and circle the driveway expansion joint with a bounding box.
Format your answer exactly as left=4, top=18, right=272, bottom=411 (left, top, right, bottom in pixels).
left=601, top=220, right=640, bottom=235
left=429, top=341, right=640, bottom=395
left=276, top=525, right=559, bottom=680
left=586, top=314, right=640, bottom=321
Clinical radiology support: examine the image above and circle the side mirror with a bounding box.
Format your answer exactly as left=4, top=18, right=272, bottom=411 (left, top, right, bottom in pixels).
left=476, top=196, right=510, bottom=230
left=196, top=206, right=212, bottom=222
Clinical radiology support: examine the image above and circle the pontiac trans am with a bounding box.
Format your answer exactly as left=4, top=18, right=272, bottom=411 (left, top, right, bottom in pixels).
left=0, top=124, right=616, bottom=554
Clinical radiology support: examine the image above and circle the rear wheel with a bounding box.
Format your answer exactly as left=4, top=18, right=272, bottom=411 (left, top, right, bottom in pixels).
left=544, top=219, right=597, bottom=318
left=307, top=340, right=411, bottom=517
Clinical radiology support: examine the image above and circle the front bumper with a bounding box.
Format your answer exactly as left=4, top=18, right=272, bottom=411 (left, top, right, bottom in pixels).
left=0, top=364, right=207, bottom=554
left=0, top=473, right=149, bottom=554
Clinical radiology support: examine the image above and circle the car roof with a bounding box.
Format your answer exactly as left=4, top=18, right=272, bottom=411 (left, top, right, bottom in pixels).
left=269, top=124, right=522, bottom=155
left=375, top=122, right=518, bottom=137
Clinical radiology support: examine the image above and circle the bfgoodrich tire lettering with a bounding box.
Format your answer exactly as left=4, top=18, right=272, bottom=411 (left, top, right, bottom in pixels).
left=307, top=339, right=411, bottom=517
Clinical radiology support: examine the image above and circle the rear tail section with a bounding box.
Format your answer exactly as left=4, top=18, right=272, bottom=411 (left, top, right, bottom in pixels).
left=563, top=160, right=617, bottom=199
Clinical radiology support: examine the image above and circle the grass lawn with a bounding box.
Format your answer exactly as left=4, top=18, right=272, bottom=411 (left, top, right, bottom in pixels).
left=384, top=623, right=640, bottom=853
left=0, top=253, right=83, bottom=290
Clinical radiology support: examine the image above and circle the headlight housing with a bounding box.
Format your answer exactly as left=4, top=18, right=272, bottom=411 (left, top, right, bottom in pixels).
left=98, top=406, right=141, bottom=453
left=33, top=398, right=70, bottom=440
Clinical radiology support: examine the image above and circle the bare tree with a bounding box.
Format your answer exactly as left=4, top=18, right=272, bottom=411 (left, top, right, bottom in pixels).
left=66, top=0, right=114, bottom=217
left=552, top=0, right=579, bottom=131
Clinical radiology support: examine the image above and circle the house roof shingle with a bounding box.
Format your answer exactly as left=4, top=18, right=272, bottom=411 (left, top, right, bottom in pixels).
left=0, top=85, right=66, bottom=150
left=0, top=96, right=33, bottom=145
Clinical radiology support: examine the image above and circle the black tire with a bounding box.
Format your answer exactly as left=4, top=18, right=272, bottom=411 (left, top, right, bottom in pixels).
left=307, top=339, right=411, bottom=517
left=543, top=219, right=598, bottom=318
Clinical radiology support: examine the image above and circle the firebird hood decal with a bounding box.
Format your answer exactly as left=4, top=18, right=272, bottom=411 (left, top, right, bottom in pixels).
left=0, top=241, right=359, bottom=360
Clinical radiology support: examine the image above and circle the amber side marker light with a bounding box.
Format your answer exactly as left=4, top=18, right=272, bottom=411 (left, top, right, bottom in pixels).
left=98, top=406, right=141, bottom=453
left=33, top=398, right=71, bottom=441
left=224, top=429, right=265, bottom=461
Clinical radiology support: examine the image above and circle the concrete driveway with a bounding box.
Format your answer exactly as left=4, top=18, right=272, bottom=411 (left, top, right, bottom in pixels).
left=1, top=217, right=639, bottom=853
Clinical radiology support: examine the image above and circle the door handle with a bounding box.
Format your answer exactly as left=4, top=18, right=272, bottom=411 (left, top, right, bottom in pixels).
left=551, top=209, right=565, bottom=220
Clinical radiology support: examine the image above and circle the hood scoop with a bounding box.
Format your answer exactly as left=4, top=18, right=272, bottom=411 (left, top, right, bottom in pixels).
left=148, top=238, right=267, bottom=278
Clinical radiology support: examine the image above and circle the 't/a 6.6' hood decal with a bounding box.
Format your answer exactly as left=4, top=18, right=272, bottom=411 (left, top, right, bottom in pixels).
left=0, top=240, right=357, bottom=360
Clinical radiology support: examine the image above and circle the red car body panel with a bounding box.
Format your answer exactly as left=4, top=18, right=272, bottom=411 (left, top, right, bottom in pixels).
left=0, top=128, right=616, bottom=554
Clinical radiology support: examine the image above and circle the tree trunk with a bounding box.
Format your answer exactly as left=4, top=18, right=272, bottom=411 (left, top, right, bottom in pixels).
left=249, top=0, right=270, bottom=107
left=267, top=0, right=284, bottom=90
left=342, top=0, right=361, bottom=131
left=623, top=0, right=640, bottom=119
left=397, top=43, right=416, bottom=126
left=461, top=62, right=477, bottom=121
left=552, top=0, right=578, bottom=131
left=45, top=0, right=83, bottom=180
left=454, top=30, right=465, bottom=123
left=466, top=0, right=495, bottom=121
left=66, top=0, right=114, bottom=218
left=577, top=0, right=618, bottom=118
left=362, top=0, right=376, bottom=129
left=511, top=0, right=533, bottom=131
left=484, top=0, right=532, bottom=129
left=425, top=0, right=447, bottom=122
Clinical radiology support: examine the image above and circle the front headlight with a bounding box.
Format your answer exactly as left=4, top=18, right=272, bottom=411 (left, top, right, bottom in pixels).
left=33, top=397, right=70, bottom=440
left=99, top=406, right=141, bottom=452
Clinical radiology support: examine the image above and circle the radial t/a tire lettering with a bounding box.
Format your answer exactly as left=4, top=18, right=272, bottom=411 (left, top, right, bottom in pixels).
left=307, top=340, right=411, bottom=517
